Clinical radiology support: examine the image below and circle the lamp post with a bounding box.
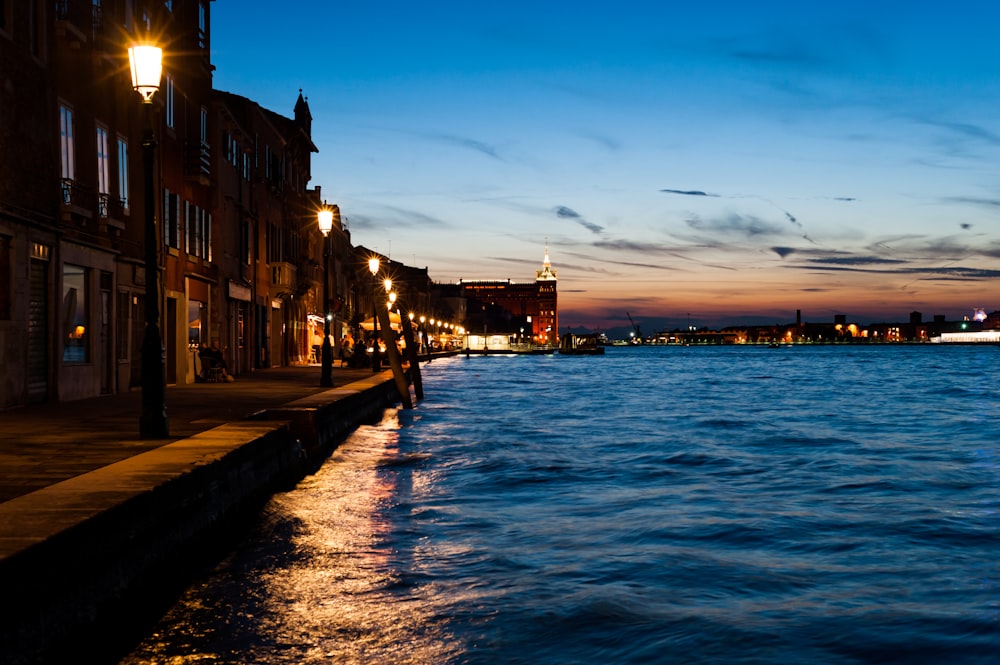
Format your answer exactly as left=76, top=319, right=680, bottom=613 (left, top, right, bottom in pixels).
left=129, top=43, right=168, bottom=439
left=368, top=257, right=380, bottom=372
left=419, top=315, right=427, bottom=358
left=317, top=206, right=335, bottom=387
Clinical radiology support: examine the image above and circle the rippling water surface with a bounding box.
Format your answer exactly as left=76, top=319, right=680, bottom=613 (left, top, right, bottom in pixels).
left=124, top=345, right=1000, bottom=664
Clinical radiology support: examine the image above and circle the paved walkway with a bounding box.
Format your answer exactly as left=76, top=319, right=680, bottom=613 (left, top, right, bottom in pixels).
left=0, top=364, right=390, bottom=504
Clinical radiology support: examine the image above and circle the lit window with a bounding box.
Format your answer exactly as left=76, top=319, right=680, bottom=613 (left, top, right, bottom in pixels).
left=96, top=126, right=110, bottom=197
left=63, top=264, right=89, bottom=363
left=59, top=105, right=75, bottom=181
left=117, top=136, right=129, bottom=212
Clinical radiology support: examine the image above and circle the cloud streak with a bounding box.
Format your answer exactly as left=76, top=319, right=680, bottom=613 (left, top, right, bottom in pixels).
left=661, top=189, right=719, bottom=197
left=425, top=132, right=503, bottom=160
left=555, top=205, right=604, bottom=234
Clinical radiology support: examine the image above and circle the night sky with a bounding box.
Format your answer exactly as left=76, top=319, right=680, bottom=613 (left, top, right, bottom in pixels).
left=212, top=1, right=1000, bottom=329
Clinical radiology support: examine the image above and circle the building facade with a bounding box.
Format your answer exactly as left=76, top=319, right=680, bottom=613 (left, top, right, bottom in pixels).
left=0, top=0, right=442, bottom=411
left=458, top=247, right=558, bottom=345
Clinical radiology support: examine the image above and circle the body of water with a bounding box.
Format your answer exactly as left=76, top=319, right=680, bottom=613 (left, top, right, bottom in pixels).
left=123, top=345, right=1000, bottom=664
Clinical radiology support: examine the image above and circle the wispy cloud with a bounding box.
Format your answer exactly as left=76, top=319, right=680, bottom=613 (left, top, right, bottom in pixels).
left=555, top=205, right=604, bottom=234
left=943, top=196, right=1000, bottom=209
left=806, top=256, right=907, bottom=266
left=685, top=213, right=785, bottom=238
left=917, top=119, right=1000, bottom=147
left=353, top=205, right=451, bottom=230
left=577, top=130, right=622, bottom=151
left=425, top=132, right=503, bottom=160
left=661, top=188, right=719, bottom=197
left=661, top=187, right=816, bottom=244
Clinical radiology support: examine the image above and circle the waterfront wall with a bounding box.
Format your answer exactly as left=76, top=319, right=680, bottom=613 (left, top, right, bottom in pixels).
left=0, top=376, right=404, bottom=665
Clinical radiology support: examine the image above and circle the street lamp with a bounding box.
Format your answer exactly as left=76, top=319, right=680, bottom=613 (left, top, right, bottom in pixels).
left=419, top=314, right=427, bottom=357
left=368, top=257, right=380, bottom=372
left=317, top=206, right=335, bottom=387
left=129, top=42, right=168, bottom=439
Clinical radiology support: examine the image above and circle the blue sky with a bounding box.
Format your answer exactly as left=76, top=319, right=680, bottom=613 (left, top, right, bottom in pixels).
left=212, top=1, right=1000, bottom=329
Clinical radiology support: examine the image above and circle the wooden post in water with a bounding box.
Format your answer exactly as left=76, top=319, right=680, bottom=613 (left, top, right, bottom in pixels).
left=400, top=308, right=424, bottom=401
left=376, top=305, right=413, bottom=409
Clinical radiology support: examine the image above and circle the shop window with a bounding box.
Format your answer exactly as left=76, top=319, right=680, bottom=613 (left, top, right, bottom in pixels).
left=63, top=264, right=89, bottom=362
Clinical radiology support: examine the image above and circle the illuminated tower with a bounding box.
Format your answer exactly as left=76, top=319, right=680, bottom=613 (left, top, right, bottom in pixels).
left=534, top=245, right=558, bottom=344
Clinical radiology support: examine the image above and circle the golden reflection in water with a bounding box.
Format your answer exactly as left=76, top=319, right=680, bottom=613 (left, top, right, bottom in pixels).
left=242, top=410, right=464, bottom=664
left=123, top=409, right=467, bottom=664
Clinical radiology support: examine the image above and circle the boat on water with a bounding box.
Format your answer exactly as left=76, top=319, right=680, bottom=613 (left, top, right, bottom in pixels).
left=559, top=333, right=606, bottom=355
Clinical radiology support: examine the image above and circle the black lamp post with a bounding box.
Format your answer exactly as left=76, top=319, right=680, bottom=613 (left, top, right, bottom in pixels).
left=129, top=43, right=169, bottom=439
left=368, top=257, right=380, bottom=372
left=317, top=206, right=335, bottom=387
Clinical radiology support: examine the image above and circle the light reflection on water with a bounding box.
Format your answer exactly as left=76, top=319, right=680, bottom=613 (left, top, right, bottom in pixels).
left=123, top=347, right=1000, bottom=664
left=122, top=409, right=464, bottom=664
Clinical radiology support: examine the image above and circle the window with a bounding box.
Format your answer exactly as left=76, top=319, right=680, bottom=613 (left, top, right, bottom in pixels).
left=185, top=204, right=212, bottom=260
left=197, top=1, right=207, bottom=48
left=96, top=126, right=110, bottom=217
left=188, top=300, right=204, bottom=347
left=185, top=201, right=194, bottom=256
left=242, top=152, right=250, bottom=181
left=117, top=136, right=129, bottom=213
left=165, top=75, right=175, bottom=129
left=200, top=106, right=208, bottom=145
left=181, top=200, right=189, bottom=251
left=241, top=220, right=251, bottom=266
left=63, top=264, right=89, bottom=362
left=163, top=188, right=180, bottom=249
left=59, top=105, right=75, bottom=182
left=116, top=291, right=130, bottom=361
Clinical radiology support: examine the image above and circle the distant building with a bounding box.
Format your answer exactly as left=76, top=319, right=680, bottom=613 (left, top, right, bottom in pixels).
left=458, top=247, right=558, bottom=345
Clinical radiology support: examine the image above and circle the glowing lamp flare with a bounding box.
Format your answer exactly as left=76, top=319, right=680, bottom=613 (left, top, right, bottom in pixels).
left=128, top=44, right=163, bottom=102
left=317, top=208, right=334, bottom=236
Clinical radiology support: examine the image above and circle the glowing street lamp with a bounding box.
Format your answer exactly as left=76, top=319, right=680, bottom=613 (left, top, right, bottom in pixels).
left=368, top=257, right=380, bottom=372
left=128, top=44, right=163, bottom=102
left=129, top=42, right=168, bottom=439
left=317, top=206, right=335, bottom=387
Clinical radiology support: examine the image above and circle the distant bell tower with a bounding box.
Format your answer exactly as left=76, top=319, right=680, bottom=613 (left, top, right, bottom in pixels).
left=534, top=244, right=558, bottom=344
left=536, top=244, right=557, bottom=281
left=294, top=89, right=312, bottom=137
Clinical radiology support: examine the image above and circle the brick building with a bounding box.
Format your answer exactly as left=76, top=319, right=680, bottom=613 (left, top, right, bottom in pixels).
left=458, top=247, right=558, bottom=346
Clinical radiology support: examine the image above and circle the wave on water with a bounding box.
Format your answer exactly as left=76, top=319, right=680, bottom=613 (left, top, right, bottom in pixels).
left=124, top=346, right=1000, bottom=664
